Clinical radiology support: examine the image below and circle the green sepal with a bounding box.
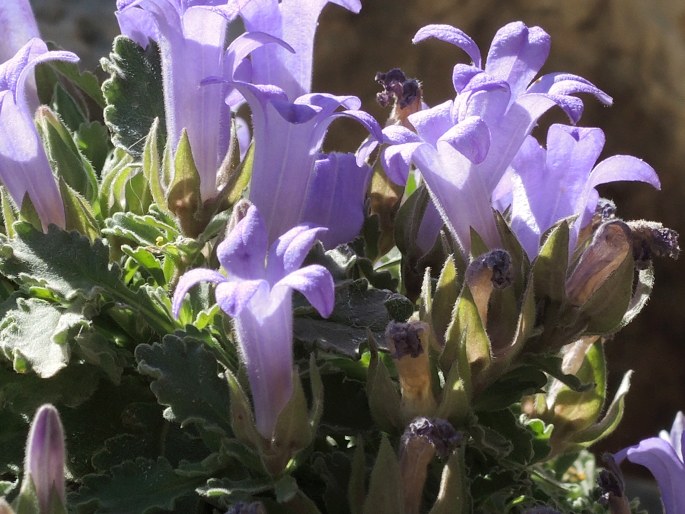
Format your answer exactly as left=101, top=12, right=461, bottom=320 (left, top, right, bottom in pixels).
left=266, top=367, right=315, bottom=475
left=1, top=188, right=17, bottom=238
left=58, top=178, right=100, bottom=241
left=99, top=149, right=135, bottom=217
left=612, top=263, right=655, bottom=333
left=394, top=184, right=431, bottom=301
left=101, top=36, right=165, bottom=157
left=18, top=194, right=42, bottom=233
left=166, top=129, right=203, bottom=236
left=224, top=134, right=254, bottom=206
left=429, top=447, right=469, bottom=514
left=430, top=255, right=460, bottom=348
left=531, top=220, right=570, bottom=303
left=435, top=353, right=470, bottom=425
left=566, top=369, right=632, bottom=451
left=135, top=335, right=233, bottom=436
left=35, top=106, right=98, bottom=203
left=469, top=227, right=489, bottom=259
left=366, top=335, right=402, bottom=432
left=442, top=284, right=491, bottom=382
left=493, top=209, right=529, bottom=297
left=13, top=476, right=40, bottom=514
left=142, top=117, right=167, bottom=211
left=362, top=436, right=403, bottom=514
left=226, top=369, right=262, bottom=451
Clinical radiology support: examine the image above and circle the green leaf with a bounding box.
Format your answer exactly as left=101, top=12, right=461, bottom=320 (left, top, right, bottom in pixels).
left=362, top=436, right=403, bottom=514
left=136, top=335, right=232, bottom=435
left=59, top=178, right=100, bottom=241
left=35, top=106, right=98, bottom=202
left=38, top=51, right=105, bottom=109
left=121, top=245, right=166, bottom=286
left=101, top=37, right=165, bottom=157
left=0, top=297, right=88, bottom=377
left=52, top=80, right=87, bottom=130
left=474, top=366, right=548, bottom=412
left=75, top=121, right=111, bottom=174
left=73, top=457, right=205, bottom=514
left=0, top=223, right=176, bottom=333
left=103, top=211, right=180, bottom=248
left=293, top=279, right=412, bottom=357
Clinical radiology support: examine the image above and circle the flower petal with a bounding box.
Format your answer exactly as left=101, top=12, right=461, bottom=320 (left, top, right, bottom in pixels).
left=267, top=224, right=326, bottom=280
left=301, top=152, right=372, bottom=248
left=215, top=279, right=269, bottom=317
left=273, top=264, right=335, bottom=317
left=412, top=24, right=481, bottom=68
left=172, top=268, right=226, bottom=318
left=438, top=115, right=490, bottom=164
left=615, top=437, right=685, bottom=514
left=217, top=205, right=268, bottom=280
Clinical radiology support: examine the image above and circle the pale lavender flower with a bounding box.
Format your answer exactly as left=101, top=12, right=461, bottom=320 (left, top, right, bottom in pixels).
left=377, top=22, right=610, bottom=256
left=614, top=412, right=685, bottom=514
left=172, top=204, right=334, bottom=439
left=509, top=124, right=660, bottom=259
left=115, top=0, right=242, bottom=203
left=234, top=0, right=361, bottom=100
left=0, top=0, right=40, bottom=63
left=0, top=39, right=79, bottom=230
left=24, top=404, right=66, bottom=513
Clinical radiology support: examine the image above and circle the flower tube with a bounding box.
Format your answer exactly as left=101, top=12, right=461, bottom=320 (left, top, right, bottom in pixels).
left=0, top=39, right=79, bottom=230
left=116, top=0, right=240, bottom=203
left=172, top=204, right=334, bottom=439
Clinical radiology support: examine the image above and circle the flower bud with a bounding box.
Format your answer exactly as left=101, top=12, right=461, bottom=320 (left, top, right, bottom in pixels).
left=566, top=220, right=631, bottom=306
left=399, top=417, right=462, bottom=514
left=465, top=249, right=512, bottom=322
left=385, top=320, right=436, bottom=420
left=24, top=404, right=66, bottom=514
left=226, top=501, right=266, bottom=514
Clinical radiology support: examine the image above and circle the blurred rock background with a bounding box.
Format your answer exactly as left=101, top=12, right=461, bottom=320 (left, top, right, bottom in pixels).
left=30, top=0, right=685, bottom=460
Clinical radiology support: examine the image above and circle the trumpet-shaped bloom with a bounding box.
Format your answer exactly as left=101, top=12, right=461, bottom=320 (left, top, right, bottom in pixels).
left=234, top=0, right=361, bottom=100
left=0, top=0, right=40, bottom=63
left=24, top=404, right=66, bottom=513
left=615, top=412, right=685, bottom=514
left=0, top=39, right=79, bottom=230
left=509, top=124, right=660, bottom=258
left=116, top=0, right=241, bottom=202
left=379, top=21, right=611, bottom=256
left=172, top=205, right=334, bottom=439
left=233, top=79, right=380, bottom=243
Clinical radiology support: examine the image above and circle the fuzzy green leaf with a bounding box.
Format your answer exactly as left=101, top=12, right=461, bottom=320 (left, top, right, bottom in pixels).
left=362, top=436, right=403, bottom=514
left=136, top=335, right=232, bottom=435
left=101, top=36, right=165, bottom=157
left=73, top=457, right=204, bottom=513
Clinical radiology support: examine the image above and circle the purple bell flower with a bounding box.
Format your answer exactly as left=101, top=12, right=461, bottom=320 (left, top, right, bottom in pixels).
left=172, top=204, right=334, bottom=439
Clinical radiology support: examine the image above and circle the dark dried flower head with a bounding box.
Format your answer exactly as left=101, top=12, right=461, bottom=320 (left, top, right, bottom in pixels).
left=627, top=220, right=680, bottom=269
left=468, top=249, right=513, bottom=290
left=386, top=320, right=425, bottom=359
left=403, top=417, right=462, bottom=460
left=596, top=198, right=617, bottom=221
left=522, top=507, right=562, bottom=514
left=375, top=68, right=421, bottom=108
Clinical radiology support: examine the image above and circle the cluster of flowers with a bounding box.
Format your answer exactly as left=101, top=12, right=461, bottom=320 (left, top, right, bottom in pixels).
left=0, top=0, right=682, bottom=512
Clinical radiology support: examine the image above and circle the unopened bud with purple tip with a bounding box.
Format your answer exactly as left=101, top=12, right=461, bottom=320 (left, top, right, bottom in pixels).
left=399, top=417, right=462, bottom=514
left=23, top=404, right=66, bottom=513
